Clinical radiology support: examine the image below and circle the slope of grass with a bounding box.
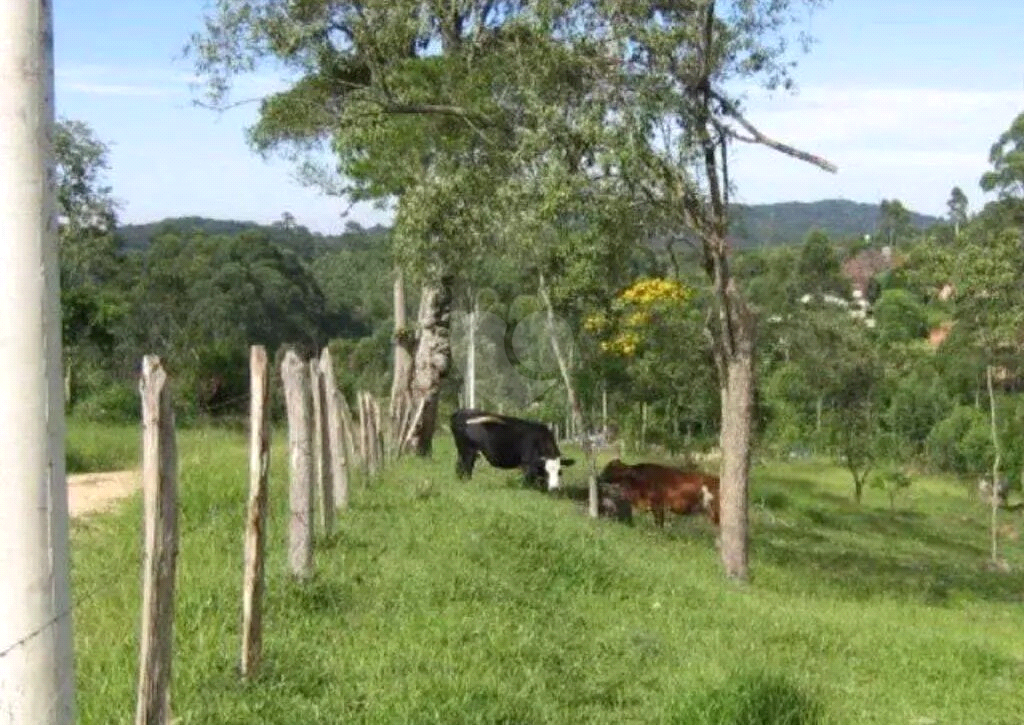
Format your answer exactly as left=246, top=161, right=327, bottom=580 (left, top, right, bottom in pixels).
left=70, top=427, right=1024, bottom=724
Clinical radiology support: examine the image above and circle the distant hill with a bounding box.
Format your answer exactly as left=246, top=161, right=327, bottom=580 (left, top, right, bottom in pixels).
left=729, top=199, right=942, bottom=247
left=115, top=215, right=390, bottom=257
left=116, top=199, right=942, bottom=257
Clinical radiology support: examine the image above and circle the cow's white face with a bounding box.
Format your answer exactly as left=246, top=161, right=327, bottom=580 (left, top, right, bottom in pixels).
left=544, top=458, right=562, bottom=491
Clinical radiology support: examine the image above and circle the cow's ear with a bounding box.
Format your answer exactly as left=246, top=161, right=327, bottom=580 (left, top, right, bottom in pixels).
left=561, top=457, right=576, bottom=467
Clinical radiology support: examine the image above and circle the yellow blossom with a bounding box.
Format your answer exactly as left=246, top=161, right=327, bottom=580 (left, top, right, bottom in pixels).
left=619, top=277, right=692, bottom=305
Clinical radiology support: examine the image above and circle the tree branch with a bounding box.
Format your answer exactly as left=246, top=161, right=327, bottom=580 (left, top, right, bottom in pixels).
left=192, top=96, right=264, bottom=113
left=710, top=89, right=838, bottom=174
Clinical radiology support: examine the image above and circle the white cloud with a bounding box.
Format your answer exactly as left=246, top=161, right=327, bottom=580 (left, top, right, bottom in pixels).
left=726, top=83, right=1023, bottom=215
left=738, top=85, right=1022, bottom=148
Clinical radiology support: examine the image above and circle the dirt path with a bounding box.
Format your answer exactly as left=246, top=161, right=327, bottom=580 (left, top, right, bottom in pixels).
left=67, top=470, right=141, bottom=518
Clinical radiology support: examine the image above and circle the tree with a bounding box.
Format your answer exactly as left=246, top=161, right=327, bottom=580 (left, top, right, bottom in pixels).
left=946, top=186, right=969, bottom=239
left=868, top=467, right=912, bottom=512
left=948, top=190, right=1024, bottom=567
left=872, top=288, right=929, bottom=347
left=585, top=277, right=718, bottom=453
left=118, top=229, right=331, bottom=416
left=767, top=301, right=889, bottom=501
left=980, top=111, right=1024, bottom=201
left=592, top=0, right=836, bottom=580
left=877, top=199, right=914, bottom=247
left=55, top=118, right=118, bottom=238
left=54, top=118, right=126, bottom=404
left=796, top=229, right=848, bottom=298
left=186, top=0, right=527, bottom=455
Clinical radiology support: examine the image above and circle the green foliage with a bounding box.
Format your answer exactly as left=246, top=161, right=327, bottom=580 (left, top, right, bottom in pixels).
left=979, top=110, right=1024, bottom=200
left=56, top=118, right=131, bottom=392
left=797, top=229, right=848, bottom=297
left=55, top=117, right=119, bottom=238
left=731, top=199, right=940, bottom=248
left=926, top=406, right=991, bottom=477
left=873, top=288, right=929, bottom=346
left=111, top=228, right=335, bottom=415
left=65, top=418, right=139, bottom=473
left=868, top=466, right=913, bottom=511
left=885, top=364, right=951, bottom=460
left=876, top=198, right=915, bottom=246
left=947, top=186, right=969, bottom=232
left=72, top=383, right=141, bottom=425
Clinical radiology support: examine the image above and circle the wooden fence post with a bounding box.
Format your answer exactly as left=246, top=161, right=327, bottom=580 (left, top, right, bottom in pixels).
left=240, top=346, right=270, bottom=679
left=319, top=347, right=349, bottom=511
left=357, top=391, right=369, bottom=475
left=280, top=349, right=313, bottom=580
left=361, top=391, right=379, bottom=477
left=338, top=390, right=360, bottom=487
left=135, top=355, right=179, bottom=725
left=371, top=395, right=384, bottom=471
left=310, top=358, right=334, bottom=537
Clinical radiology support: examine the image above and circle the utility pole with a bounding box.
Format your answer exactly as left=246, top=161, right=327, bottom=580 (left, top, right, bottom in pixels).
left=0, top=0, right=77, bottom=722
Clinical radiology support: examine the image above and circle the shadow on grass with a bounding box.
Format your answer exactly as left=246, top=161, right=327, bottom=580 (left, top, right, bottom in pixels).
left=670, top=671, right=825, bottom=725
left=755, top=523, right=1023, bottom=605
left=787, top=492, right=994, bottom=560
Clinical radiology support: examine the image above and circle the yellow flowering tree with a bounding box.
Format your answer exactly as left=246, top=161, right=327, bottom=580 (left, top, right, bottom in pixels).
left=583, top=276, right=719, bottom=452
left=585, top=277, right=695, bottom=358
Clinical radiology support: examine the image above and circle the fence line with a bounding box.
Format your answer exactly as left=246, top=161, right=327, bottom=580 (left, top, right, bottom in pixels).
left=19, top=343, right=409, bottom=722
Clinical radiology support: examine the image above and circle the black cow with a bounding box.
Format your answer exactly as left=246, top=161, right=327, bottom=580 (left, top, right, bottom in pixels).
left=450, top=408, right=575, bottom=491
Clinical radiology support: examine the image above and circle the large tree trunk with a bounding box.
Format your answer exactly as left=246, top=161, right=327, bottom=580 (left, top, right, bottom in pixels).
left=389, top=267, right=416, bottom=421
left=716, top=346, right=755, bottom=580
left=705, top=263, right=757, bottom=582
left=409, top=274, right=454, bottom=457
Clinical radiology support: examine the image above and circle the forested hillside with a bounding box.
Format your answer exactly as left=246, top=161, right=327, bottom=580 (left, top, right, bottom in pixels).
left=729, top=199, right=940, bottom=246
left=117, top=198, right=941, bottom=255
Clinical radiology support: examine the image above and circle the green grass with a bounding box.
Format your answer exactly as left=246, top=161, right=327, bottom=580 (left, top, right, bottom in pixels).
left=66, top=417, right=140, bottom=473
left=69, top=427, right=1024, bottom=724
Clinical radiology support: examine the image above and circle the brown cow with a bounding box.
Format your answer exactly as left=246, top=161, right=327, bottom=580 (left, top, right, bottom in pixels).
left=596, top=458, right=720, bottom=528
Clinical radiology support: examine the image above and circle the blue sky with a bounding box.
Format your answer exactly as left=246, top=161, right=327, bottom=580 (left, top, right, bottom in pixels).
left=55, top=0, right=1024, bottom=235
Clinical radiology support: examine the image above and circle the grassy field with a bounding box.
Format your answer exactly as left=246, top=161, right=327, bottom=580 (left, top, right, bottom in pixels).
left=66, top=417, right=140, bottom=473
left=69, top=423, right=1024, bottom=724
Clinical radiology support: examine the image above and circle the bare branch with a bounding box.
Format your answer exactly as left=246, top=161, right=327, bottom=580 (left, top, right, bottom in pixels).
left=710, top=89, right=838, bottom=174
left=192, top=96, right=265, bottom=113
